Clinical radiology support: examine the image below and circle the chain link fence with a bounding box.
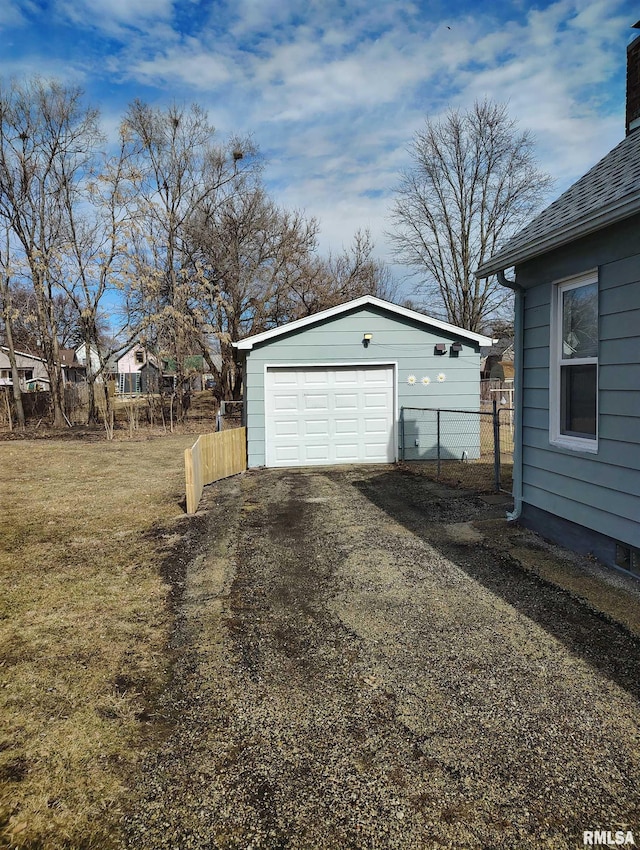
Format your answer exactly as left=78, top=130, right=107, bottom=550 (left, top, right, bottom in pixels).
left=400, top=403, right=514, bottom=493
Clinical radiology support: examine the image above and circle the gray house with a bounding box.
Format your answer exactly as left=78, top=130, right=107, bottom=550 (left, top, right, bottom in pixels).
left=0, top=347, right=53, bottom=390
left=233, top=295, right=492, bottom=468
left=476, top=25, right=640, bottom=573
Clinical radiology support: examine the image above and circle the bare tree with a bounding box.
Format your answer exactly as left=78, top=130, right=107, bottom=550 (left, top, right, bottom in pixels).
left=187, top=203, right=396, bottom=400
left=120, top=100, right=255, bottom=418
left=389, top=100, right=552, bottom=332
left=54, top=140, right=131, bottom=423
left=286, top=228, right=396, bottom=319
left=185, top=179, right=319, bottom=399
left=0, top=280, right=78, bottom=354
left=0, top=227, right=25, bottom=428
left=0, top=77, right=102, bottom=426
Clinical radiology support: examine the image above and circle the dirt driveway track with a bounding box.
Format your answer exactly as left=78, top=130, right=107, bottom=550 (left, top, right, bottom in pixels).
left=123, top=466, right=640, bottom=850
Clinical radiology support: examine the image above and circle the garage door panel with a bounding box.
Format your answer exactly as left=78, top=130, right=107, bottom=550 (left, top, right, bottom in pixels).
left=305, top=419, right=330, bottom=436
left=266, top=366, right=394, bottom=468
left=303, top=372, right=329, bottom=386
left=364, top=417, right=388, bottom=433
left=274, top=420, right=299, bottom=437
left=305, top=445, right=330, bottom=461
left=335, top=418, right=358, bottom=435
left=334, top=393, right=358, bottom=409
left=274, top=394, right=298, bottom=411
left=334, top=370, right=358, bottom=384
left=364, top=442, right=390, bottom=459
left=304, top=394, right=329, bottom=410
left=273, top=371, right=298, bottom=385
left=363, top=368, right=391, bottom=384
left=273, top=446, right=301, bottom=463
left=335, top=443, right=359, bottom=460
left=364, top=392, right=389, bottom=409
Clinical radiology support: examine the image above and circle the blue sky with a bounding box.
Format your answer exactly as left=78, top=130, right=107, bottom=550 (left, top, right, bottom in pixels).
left=0, top=0, right=636, bottom=295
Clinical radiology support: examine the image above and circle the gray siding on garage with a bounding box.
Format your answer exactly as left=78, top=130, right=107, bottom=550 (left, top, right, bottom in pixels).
left=517, top=213, right=640, bottom=550
left=243, top=304, right=482, bottom=468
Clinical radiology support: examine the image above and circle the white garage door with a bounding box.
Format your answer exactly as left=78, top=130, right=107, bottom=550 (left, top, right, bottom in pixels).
left=265, top=365, right=395, bottom=467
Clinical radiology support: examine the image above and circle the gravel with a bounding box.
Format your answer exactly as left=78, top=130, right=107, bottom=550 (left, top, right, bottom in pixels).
left=121, top=465, right=640, bottom=849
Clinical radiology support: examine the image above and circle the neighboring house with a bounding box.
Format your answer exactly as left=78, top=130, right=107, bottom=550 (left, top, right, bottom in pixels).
left=75, top=342, right=102, bottom=379
left=476, top=24, right=640, bottom=573
left=113, top=343, right=161, bottom=394
left=58, top=348, right=87, bottom=384
left=111, top=344, right=219, bottom=395
left=0, top=347, right=53, bottom=390
left=481, top=338, right=515, bottom=381
left=233, top=295, right=492, bottom=469
left=162, top=354, right=213, bottom=392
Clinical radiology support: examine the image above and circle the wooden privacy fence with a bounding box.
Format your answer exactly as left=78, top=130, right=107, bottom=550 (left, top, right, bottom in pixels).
left=184, top=427, right=247, bottom=514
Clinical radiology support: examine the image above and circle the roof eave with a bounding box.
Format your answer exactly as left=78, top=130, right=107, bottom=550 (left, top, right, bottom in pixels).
left=476, top=194, right=640, bottom=279
left=232, top=295, right=493, bottom=350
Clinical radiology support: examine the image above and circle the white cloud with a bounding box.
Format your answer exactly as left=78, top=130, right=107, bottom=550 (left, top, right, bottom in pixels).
left=56, top=0, right=174, bottom=30
left=128, top=41, right=234, bottom=89
left=251, top=36, right=433, bottom=123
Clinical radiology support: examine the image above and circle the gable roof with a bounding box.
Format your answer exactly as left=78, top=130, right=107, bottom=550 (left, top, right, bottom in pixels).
left=115, top=342, right=161, bottom=369
left=481, top=338, right=515, bottom=360
left=476, top=129, right=640, bottom=278
left=233, top=295, right=493, bottom=351
left=59, top=348, right=81, bottom=367
left=1, top=346, right=65, bottom=367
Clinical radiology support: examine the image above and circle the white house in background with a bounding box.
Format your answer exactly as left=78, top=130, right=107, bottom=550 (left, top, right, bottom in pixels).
left=75, top=342, right=102, bottom=379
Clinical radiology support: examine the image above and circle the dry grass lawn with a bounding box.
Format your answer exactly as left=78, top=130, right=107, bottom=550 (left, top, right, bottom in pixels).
left=0, top=434, right=198, bottom=849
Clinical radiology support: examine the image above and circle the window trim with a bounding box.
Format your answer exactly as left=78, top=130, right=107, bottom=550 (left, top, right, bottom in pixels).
left=549, top=269, right=599, bottom=453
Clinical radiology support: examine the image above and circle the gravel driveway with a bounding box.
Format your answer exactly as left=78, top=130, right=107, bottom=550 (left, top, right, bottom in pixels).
left=122, top=466, right=640, bottom=849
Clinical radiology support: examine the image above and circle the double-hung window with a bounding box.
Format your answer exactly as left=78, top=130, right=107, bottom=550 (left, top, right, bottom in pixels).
left=550, top=271, right=598, bottom=452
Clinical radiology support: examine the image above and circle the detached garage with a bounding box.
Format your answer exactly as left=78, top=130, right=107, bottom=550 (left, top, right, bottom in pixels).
left=234, top=296, right=493, bottom=469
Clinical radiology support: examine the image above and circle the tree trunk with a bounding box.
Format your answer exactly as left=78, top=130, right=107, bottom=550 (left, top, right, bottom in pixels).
left=87, top=377, right=97, bottom=424
left=48, top=333, right=68, bottom=428
left=5, top=326, right=26, bottom=429
left=0, top=286, right=26, bottom=429
left=28, top=266, right=67, bottom=427
left=83, top=333, right=98, bottom=424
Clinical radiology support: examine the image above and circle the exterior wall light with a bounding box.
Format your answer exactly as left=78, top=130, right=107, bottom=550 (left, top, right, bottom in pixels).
left=363, top=333, right=373, bottom=348
left=435, top=343, right=447, bottom=354
left=450, top=342, right=463, bottom=355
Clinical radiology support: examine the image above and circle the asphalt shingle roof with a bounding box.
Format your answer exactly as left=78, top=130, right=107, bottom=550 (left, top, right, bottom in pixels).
left=476, top=129, right=640, bottom=277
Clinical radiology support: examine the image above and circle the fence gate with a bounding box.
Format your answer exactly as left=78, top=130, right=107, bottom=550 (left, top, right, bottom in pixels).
left=400, top=402, right=514, bottom=493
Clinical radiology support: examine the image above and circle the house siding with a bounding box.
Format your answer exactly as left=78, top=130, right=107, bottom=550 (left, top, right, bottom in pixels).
left=517, top=214, right=640, bottom=552
left=0, top=351, right=49, bottom=377
left=0, top=350, right=51, bottom=386
left=116, top=345, right=152, bottom=373
left=75, top=343, right=101, bottom=375
left=243, top=305, right=482, bottom=468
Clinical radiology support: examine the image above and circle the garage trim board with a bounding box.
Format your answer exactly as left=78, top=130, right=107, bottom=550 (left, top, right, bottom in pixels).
left=264, top=362, right=397, bottom=468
